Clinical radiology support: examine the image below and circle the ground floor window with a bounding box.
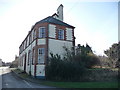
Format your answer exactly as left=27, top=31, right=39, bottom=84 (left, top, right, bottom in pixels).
left=38, top=48, right=45, bottom=64
left=32, top=49, right=35, bottom=65
left=28, top=50, right=31, bottom=65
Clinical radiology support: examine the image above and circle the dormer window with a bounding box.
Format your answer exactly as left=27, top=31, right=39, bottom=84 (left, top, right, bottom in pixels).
left=39, top=27, right=46, bottom=38
left=58, top=29, right=64, bottom=40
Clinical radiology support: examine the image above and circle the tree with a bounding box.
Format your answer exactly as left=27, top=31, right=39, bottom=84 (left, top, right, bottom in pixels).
left=76, top=43, right=93, bottom=55
left=104, top=42, right=119, bottom=68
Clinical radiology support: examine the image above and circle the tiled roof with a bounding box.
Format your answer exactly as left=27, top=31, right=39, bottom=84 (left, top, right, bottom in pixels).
left=35, top=16, right=75, bottom=28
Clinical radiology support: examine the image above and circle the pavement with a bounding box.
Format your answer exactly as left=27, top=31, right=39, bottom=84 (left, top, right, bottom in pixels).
left=11, top=68, right=46, bottom=85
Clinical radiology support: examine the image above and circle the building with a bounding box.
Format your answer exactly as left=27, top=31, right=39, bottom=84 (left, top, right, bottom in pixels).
left=10, top=56, right=19, bottom=68
left=0, top=59, right=2, bottom=67
left=18, top=4, right=75, bottom=79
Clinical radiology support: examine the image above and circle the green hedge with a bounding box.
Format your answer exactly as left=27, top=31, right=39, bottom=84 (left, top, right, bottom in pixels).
left=45, top=54, right=86, bottom=81
left=45, top=46, right=101, bottom=81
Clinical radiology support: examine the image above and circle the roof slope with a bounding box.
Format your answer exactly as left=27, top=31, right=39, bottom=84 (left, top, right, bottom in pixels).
left=35, top=16, right=75, bottom=28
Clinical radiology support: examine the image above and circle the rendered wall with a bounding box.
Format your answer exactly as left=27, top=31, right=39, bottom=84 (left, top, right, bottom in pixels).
left=49, top=24, right=56, bottom=38
left=19, top=40, right=36, bottom=76
left=37, top=39, right=46, bottom=45
left=66, top=28, right=73, bottom=40
left=48, top=39, right=73, bottom=57
left=36, top=65, right=45, bottom=78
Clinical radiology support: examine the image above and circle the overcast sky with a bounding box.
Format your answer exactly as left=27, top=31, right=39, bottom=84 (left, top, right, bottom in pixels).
left=0, top=0, right=118, bottom=62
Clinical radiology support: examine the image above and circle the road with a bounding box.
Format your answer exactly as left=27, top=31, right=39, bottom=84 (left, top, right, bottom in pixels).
left=0, top=67, right=56, bottom=89
left=0, top=67, right=2, bottom=90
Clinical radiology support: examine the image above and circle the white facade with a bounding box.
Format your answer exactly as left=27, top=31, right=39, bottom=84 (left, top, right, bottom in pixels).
left=0, top=59, right=2, bottom=67
left=18, top=4, right=75, bottom=79
left=38, top=39, right=46, bottom=45
left=48, top=39, right=73, bottom=57
left=36, top=65, right=45, bottom=77
left=18, top=40, right=36, bottom=72
left=66, top=28, right=73, bottom=41
left=49, top=24, right=56, bottom=38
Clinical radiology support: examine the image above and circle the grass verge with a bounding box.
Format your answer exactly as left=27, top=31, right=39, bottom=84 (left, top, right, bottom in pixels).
left=11, top=68, right=119, bottom=88
left=41, top=81, right=118, bottom=88
left=11, top=68, right=30, bottom=78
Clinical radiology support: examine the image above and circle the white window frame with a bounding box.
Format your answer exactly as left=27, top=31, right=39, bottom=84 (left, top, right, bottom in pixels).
left=39, top=27, right=46, bottom=38
left=58, top=29, right=64, bottom=40
left=38, top=48, right=45, bottom=64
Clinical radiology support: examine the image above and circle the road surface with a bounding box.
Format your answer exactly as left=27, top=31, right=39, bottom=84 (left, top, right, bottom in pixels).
left=0, top=67, right=56, bottom=89
left=0, top=67, right=2, bottom=90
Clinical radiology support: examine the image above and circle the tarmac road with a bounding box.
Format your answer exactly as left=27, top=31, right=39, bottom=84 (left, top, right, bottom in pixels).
left=1, top=67, right=56, bottom=89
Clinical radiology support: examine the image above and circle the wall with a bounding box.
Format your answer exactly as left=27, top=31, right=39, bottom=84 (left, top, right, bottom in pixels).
left=48, top=24, right=73, bottom=57
left=38, top=39, right=46, bottom=45
left=18, top=21, right=74, bottom=78
left=66, top=28, right=73, bottom=41
left=49, top=24, right=56, bottom=38
left=48, top=39, right=73, bottom=58
left=0, top=59, right=2, bottom=66
left=18, top=40, right=36, bottom=76
left=36, top=65, right=45, bottom=79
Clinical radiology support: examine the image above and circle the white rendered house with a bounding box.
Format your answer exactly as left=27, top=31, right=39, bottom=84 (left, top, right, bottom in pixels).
left=18, top=4, right=75, bottom=79
left=0, top=59, right=2, bottom=67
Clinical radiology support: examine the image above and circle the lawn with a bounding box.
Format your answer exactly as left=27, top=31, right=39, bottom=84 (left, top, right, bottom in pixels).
left=41, top=81, right=118, bottom=88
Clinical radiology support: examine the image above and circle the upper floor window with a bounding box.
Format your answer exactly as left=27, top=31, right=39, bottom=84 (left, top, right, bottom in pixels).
left=39, top=27, right=46, bottom=38
left=29, top=34, right=32, bottom=44
left=38, top=48, right=45, bottom=64
left=33, top=30, right=36, bottom=40
left=25, top=39, right=27, bottom=48
left=24, top=41, right=26, bottom=49
left=58, top=29, right=64, bottom=40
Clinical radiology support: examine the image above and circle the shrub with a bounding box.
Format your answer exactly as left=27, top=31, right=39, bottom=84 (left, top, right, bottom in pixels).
left=46, top=46, right=101, bottom=81
left=46, top=53, right=86, bottom=81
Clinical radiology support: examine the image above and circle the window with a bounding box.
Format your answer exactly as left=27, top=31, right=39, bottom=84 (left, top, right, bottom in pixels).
left=29, top=34, right=32, bottom=44
left=25, top=39, right=27, bottom=48
left=24, top=41, right=26, bottom=49
left=21, top=56, right=23, bottom=66
left=28, top=50, right=31, bottom=65
left=32, top=49, right=35, bottom=65
left=33, top=30, right=36, bottom=40
left=39, top=27, right=46, bottom=38
left=38, top=48, right=45, bottom=64
left=19, top=47, right=21, bottom=54
left=58, top=29, right=64, bottom=39
left=22, top=44, right=24, bottom=52
left=20, top=57, right=22, bottom=66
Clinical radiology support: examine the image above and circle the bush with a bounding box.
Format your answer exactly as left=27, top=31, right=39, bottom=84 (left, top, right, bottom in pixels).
left=46, top=46, right=101, bottom=81
left=46, top=53, right=86, bottom=81
left=82, top=53, right=101, bottom=68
